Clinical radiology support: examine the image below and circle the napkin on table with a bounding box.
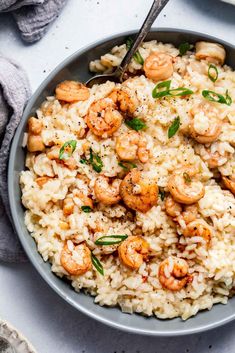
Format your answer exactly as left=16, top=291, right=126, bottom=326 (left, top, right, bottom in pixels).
left=0, top=56, right=30, bottom=262
left=0, top=0, right=67, bottom=43
left=0, top=0, right=68, bottom=262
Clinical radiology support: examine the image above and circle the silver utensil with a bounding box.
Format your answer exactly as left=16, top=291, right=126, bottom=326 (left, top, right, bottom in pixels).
left=86, top=0, right=170, bottom=87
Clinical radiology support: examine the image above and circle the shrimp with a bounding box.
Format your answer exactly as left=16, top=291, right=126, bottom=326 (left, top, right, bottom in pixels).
left=168, top=165, right=205, bottom=205
left=165, top=195, right=182, bottom=218
left=118, top=236, right=149, bottom=270
left=47, top=146, right=77, bottom=170
left=165, top=196, right=198, bottom=224
left=27, top=116, right=45, bottom=152
left=27, top=134, right=45, bottom=152
left=94, top=176, right=121, bottom=205
left=189, top=103, right=221, bottom=144
left=85, top=98, right=123, bottom=138
left=115, top=131, right=149, bottom=163
left=143, top=52, right=173, bottom=82
left=222, top=175, right=235, bottom=195
left=180, top=205, right=198, bottom=224
left=108, top=89, right=136, bottom=115
left=28, top=117, right=43, bottom=135
left=60, top=242, right=92, bottom=276
left=190, top=119, right=221, bottom=144
left=55, top=80, right=90, bottom=102
left=158, top=257, right=191, bottom=291
left=120, top=169, right=158, bottom=213
left=183, top=220, right=212, bottom=246
left=195, top=41, right=226, bottom=65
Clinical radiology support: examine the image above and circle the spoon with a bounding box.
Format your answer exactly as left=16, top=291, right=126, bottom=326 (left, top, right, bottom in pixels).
left=86, top=0, right=170, bottom=87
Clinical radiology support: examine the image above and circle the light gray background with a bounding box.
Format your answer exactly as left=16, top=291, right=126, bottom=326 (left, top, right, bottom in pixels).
left=0, top=0, right=235, bottom=352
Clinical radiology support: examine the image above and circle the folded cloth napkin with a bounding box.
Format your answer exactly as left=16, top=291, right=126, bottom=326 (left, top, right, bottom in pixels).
left=0, top=56, right=30, bottom=262
left=0, top=0, right=67, bottom=43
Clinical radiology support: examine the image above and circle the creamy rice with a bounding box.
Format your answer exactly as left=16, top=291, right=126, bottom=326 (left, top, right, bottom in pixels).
left=20, top=39, right=235, bottom=320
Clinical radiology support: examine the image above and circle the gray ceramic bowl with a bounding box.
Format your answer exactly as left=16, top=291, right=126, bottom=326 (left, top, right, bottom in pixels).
left=8, top=29, right=235, bottom=336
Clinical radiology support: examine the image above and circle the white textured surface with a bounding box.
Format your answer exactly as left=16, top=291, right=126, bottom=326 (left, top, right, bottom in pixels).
left=0, top=0, right=235, bottom=352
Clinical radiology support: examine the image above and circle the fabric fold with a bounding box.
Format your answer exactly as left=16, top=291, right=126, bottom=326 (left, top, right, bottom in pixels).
left=0, top=56, right=31, bottom=262
left=0, top=0, right=68, bottom=43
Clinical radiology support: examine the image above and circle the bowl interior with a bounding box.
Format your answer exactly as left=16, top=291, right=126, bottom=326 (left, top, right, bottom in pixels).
left=8, top=29, right=235, bottom=336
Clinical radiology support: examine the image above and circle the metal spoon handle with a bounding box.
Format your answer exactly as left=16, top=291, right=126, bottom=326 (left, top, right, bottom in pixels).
left=117, top=0, right=170, bottom=80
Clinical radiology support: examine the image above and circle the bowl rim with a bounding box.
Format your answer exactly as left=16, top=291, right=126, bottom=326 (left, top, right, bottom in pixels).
left=8, top=27, right=235, bottom=336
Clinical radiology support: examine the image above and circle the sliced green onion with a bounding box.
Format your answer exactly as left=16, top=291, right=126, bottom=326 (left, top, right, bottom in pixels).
left=126, top=37, right=133, bottom=50
left=159, top=188, right=165, bottom=201
left=59, top=140, right=77, bottom=160
left=202, top=89, right=232, bottom=106
left=225, top=90, right=232, bottom=106
left=118, top=162, right=137, bottom=171
left=183, top=172, right=191, bottom=183
left=152, top=80, right=193, bottom=99
left=89, top=148, right=103, bottom=173
left=152, top=80, right=172, bottom=98
left=178, top=42, right=193, bottom=56
left=125, top=118, right=146, bottom=131
left=80, top=158, right=88, bottom=164
left=168, top=87, right=194, bottom=97
left=133, top=51, right=144, bottom=65
left=95, top=235, right=128, bottom=246
left=91, top=253, right=104, bottom=275
left=208, top=64, right=218, bottom=83
left=81, top=206, right=92, bottom=213
left=126, top=37, right=144, bottom=65
left=168, top=116, right=180, bottom=138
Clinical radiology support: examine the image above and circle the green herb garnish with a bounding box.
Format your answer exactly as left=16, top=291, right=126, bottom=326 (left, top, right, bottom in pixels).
left=178, top=42, right=193, bottom=56
left=89, top=148, right=103, bottom=173
left=225, top=90, right=233, bottom=106
left=59, top=140, right=77, bottom=160
left=95, top=235, right=128, bottom=246
left=81, top=206, right=92, bottom=213
left=152, top=80, right=194, bottom=99
left=91, top=253, right=104, bottom=275
left=152, top=80, right=171, bottom=98
left=118, top=162, right=137, bottom=171
left=80, top=158, right=88, bottom=164
left=125, top=118, right=146, bottom=131
left=133, top=51, right=144, bottom=65
left=202, top=89, right=232, bottom=106
left=126, top=37, right=144, bottom=65
left=168, top=116, right=180, bottom=138
left=183, top=172, right=191, bottom=183
left=159, top=188, right=165, bottom=201
left=168, top=87, right=194, bottom=97
left=208, top=64, right=218, bottom=83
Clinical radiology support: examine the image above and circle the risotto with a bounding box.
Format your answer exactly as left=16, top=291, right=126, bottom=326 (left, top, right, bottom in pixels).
left=20, top=39, right=235, bottom=320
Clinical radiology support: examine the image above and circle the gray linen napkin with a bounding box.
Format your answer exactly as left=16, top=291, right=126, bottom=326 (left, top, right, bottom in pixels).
left=0, top=56, right=30, bottom=262
left=0, top=0, right=67, bottom=43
